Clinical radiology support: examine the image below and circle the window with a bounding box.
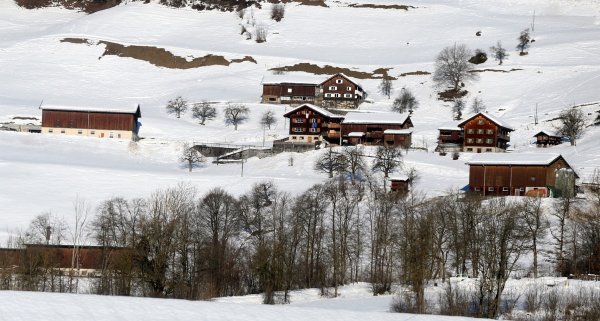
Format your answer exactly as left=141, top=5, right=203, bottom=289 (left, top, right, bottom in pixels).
left=109, top=132, right=114, bottom=138
left=300, top=136, right=304, bottom=140
left=90, top=130, right=95, bottom=135
left=335, top=79, right=343, bottom=84
left=502, top=187, right=509, bottom=192
left=520, top=187, right=525, bottom=192
left=334, top=93, right=341, bottom=98
left=476, top=138, right=483, bottom=143
left=478, top=119, right=485, bottom=125
left=467, top=138, right=474, bottom=144
left=77, top=130, right=83, bottom=135
left=324, top=93, right=332, bottom=98
left=328, top=86, right=337, bottom=91
left=269, top=97, right=276, bottom=101
left=60, top=129, right=65, bottom=134
left=287, top=88, right=292, bottom=93
left=292, top=128, right=304, bottom=133
left=344, top=93, right=353, bottom=98
left=48, top=129, right=53, bottom=133
left=486, top=138, right=493, bottom=144
left=309, top=128, right=319, bottom=133
left=346, top=86, right=352, bottom=91
left=467, top=148, right=473, bottom=152
left=118, top=134, right=121, bottom=138
left=281, top=96, right=290, bottom=101
left=474, top=187, right=481, bottom=191
left=487, top=129, right=494, bottom=135
left=477, top=129, right=484, bottom=134
left=292, top=136, right=297, bottom=140
left=486, top=148, right=493, bottom=152
left=488, top=187, right=494, bottom=192
left=467, top=129, right=474, bottom=134
left=293, top=118, right=306, bottom=123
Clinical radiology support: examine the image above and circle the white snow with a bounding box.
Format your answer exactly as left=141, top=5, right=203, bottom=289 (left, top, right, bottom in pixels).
left=342, top=111, right=410, bottom=125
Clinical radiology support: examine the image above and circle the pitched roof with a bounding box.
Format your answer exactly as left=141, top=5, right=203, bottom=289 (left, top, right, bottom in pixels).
left=42, top=105, right=141, bottom=117
left=533, top=129, right=561, bottom=137
left=458, top=112, right=514, bottom=131
left=342, top=111, right=410, bottom=125
left=466, top=152, right=574, bottom=167
left=282, top=103, right=344, bottom=119
left=319, top=73, right=363, bottom=90
left=384, top=129, right=413, bottom=134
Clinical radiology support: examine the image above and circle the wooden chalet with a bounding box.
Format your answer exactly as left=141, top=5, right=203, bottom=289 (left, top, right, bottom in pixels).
left=341, top=112, right=413, bottom=147
left=261, top=83, right=318, bottom=105
left=437, top=125, right=463, bottom=153
left=389, top=176, right=411, bottom=194
left=319, top=73, right=366, bottom=109
left=283, top=103, right=344, bottom=144
left=458, top=112, right=513, bottom=153
left=534, top=130, right=562, bottom=147
left=41, top=105, right=141, bottom=140
left=466, top=153, right=578, bottom=197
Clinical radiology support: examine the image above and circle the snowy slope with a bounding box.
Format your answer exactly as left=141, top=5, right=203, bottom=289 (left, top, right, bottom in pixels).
left=1, top=0, right=600, bottom=241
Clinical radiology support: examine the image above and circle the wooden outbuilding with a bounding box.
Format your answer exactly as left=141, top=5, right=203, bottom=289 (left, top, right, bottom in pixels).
left=466, top=153, right=578, bottom=196
left=534, top=130, right=562, bottom=147
left=41, top=105, right=141, bottom=140
left=261, top=83, right=318, bottom=105
left=283, top=103, right=344, bottom=144
left=319, top=73, right=366, bottom=109
left=341, top=112, right=413, bottom=147
left=458, top=112, right=513, bottom=153
left=389, top=176, right=411, bottom=194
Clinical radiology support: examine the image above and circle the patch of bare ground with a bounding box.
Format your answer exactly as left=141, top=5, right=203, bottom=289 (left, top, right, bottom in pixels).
left=269, top=63, right=395, bottom=80
left=470, top=68, right=523, bottom=73
left=16, top=0, right=122, bottom=13
left=399, top=71, right=431, bottom=77
left=293, top=0, right=328, bottom=7
left=61, top=38, right=256, bottom=69
left=347, top=3, right=415, bottom=10
left=438, top=89, right=468, bottom=101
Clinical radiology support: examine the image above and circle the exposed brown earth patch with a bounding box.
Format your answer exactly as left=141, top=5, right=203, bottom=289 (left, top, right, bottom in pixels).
left=438, top=89, right=468, bottom=101
left=16, top=0, right=121, bottom=13
left=347, top=3, right=415, bottom=10
left=269, top=63, right=396, bottom=80
left=61, top=38, right=257, bottom=69
left=293, top=0, right=328, bottom=7
left=399, top=71, right=431, bottom=77
left=470, top=68, right=523, bottom=73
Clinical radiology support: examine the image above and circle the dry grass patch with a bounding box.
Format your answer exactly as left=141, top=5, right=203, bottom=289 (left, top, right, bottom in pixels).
left=269, top=63, right=395, bottom=80
left=399, top=71, right=431, bottom=77
left=470, top=68, right=523, bottom=73
left=61, top=38, right=257, bottom=69
left=347, top=3, right=415, bottom=10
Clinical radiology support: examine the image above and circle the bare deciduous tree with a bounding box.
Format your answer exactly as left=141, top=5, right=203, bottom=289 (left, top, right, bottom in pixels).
left=378, top=78, right=393, bottom=99
left=470, top=97, right=485, bottom=113
left=433, top=44, right=478, bottom=92
left=490, top=41, right=509, bottom=65
left=453, top=99, right=465, bottom=120
left=255, top=23, right=268, bottom=43
left=260, top=110, right=277, bottom=129
left=179, top=143, right=206, bottom=172
left=224, top=103, right=249, bottom=130
left=392, top=88, right=418, bottom=113
left=314, top=147, right=348, bottom=178
left=191, top=101, right=217, bottom=125
left=270, top=3, right=285, bottom=22
left=372, top=146, right=403, bottom=178
left=522, top=197, right=548, bottom=278
left=166, top=96, right=188, bottom=118
left=342, top=146, right=366, bottom=185
left=557, top=108, right=586, bottom=146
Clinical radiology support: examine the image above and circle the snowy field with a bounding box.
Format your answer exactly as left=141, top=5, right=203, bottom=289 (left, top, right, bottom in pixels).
left=1, top=0, right=600, bottom=242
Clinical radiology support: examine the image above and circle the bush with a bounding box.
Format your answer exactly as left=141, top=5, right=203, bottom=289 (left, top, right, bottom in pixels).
left=271, top=3, right=285, bottom=22
left=15, top=0, right=53, bottom=9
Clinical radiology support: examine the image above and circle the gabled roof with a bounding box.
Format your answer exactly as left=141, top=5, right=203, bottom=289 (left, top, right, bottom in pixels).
left=342, top=111, right=410, bottom=125
left=384, top=129, right=413, bottom=135
left=533, top=129, right=561, bottom=137
left=319, top=73, right=363, bottom=90
left=458, top=112, right=513, bottom=131
left=262, top=82, right=318, bottom=87
left=465, top=153, right=578, bottom=177
left=283, top=103, right=344, bottom=119
left=42, top=105, right=141, bottom=117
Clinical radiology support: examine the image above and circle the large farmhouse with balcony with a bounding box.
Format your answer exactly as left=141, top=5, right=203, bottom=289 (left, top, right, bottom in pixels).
left=465, top=153, right=578, bottom=197
left=319, top=73, right=366, bottom=109
left=457, top=112, right=514, bottom=153
left=41, top=105, right=141, bottom=140
left=283, top=103, right=344, bottom=144
left=341, top=112, right=413, bottom=147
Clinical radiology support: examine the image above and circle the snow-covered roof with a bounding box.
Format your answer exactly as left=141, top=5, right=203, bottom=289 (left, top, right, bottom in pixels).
left=320, top=73, right=364, bottom=89
left=42, top=105, right=141, bottom=116
left=438, top=126, right=461, bottom=131
left=383, top=129, right=413, bottom=135
left=262, top=73, right=323, bottom=85
left=283, top=103, right=344, bottom=119
left=466, top=153, right=565, bottom=166
left=388, top=175, right=410, bottom=181
left=342, top=112, right=410, bottom=125
left=458, top=112, right=514, bottom=131
left=348, top=132, right=365, bottom=137
left=533, top=129, right=560, bottom=137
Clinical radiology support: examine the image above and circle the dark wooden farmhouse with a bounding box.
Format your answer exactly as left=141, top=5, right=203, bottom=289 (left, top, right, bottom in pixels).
left=534, top=130, right=562, bottom=147
left=437, top=125, right=463, bottom=153
left=283, top=103, right=344, bottom=144
left=41, top=105, right=141, bottom=140
left=389, top=176, right=411, bottom=194
left=319, top=73, right=366, bottom=109
left=458, top=112, right=513, bottom=153
left=341, top=112, right=413, bottom=147
left=466, top=153, right=578, bottom=197
left=261, top=83, right=318, bottom=105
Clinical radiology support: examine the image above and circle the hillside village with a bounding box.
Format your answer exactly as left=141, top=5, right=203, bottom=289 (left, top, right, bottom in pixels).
left=2, top=0, right=600, bottom=320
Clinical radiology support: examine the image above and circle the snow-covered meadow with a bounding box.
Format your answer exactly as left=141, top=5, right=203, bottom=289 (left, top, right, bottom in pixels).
left=1, top=0, right=599, bottom=249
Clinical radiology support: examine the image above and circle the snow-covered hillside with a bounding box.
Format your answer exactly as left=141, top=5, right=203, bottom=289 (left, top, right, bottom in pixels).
left=1, top=0, right=600, bottom=241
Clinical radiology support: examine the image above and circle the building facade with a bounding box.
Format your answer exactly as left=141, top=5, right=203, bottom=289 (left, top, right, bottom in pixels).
left=341, top=112, right=413, bottom=147
left=261, top=83, right=318, bottom=105
left=41, top=105, right=141, bottom=140
left=534, top=130, right=562, bottom=147
left=283, top=104, right=344, bottom=144
left=458, top=113, right=513, bottom=153
left=319, top=73, right=366, bottom=109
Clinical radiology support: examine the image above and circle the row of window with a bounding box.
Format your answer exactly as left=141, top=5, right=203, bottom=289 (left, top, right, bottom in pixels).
left=292, top=127, right=320, bottom=133
left=466, top=138, right=494, bottom=144
left=327, top=86, right=353, bottom=91
left=48, top=128, right=120, bottom=138
left=324, top=93, right=353, bottom=98
left=466, top=128, right=494, bottom=135
left=473, top=186, right=525, bottom=192
left=465, top=147, right=494, bottom=152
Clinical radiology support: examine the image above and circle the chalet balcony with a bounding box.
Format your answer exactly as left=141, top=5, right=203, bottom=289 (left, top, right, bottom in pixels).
left=498, top=133, right=511, bottom=141
left=322, top=123, right=341, bottom=129
left=323, top=131, right=340, bottom=139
